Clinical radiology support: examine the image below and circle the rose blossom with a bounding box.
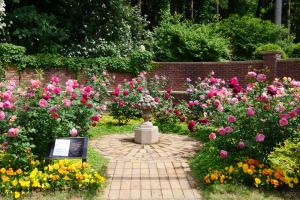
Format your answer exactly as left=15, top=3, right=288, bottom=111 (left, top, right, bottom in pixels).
left=218, top=127, right=226, bottom=135
left=0, top=111, right=5, bottom=120
left=219, top=150, right=228, bottom=158
left=247, top=107, right=255, bottom=116
left=53, top=87, right=61, bottom=94
left=119, top=101, right=124, bottom=107
left=66, top=86, right=73, bottom=93
left=188, top=120, right=196, bottom=131
left=209, top=133, right=216, bottom=140
left=39, top=99, right=48, bottom=108
left=238, top=141, right=245, bottom=149
left=217, top=105, right=223, bottom=112
left=51, top=76, right=60, bottom=84
left=7, top=128, right=19, bottom=138
left=247, top=71, right=257, bottom=77
left=257, top=74, right=266, bottom=82
left=225, top=126, right=233, bottom=134
left=90, top=115, right=100, bottom=122
left=228, top=115, right=236, bottom=123
left=70, top=128, right=78, bottom=137
left=279, top=118, right=288, bottom=126
left=256, top=133, right=265, bottom=143
left=30, top=80, right=41, bottom=88
left=64, top=99, right=72, bottom=107
left=123, top=89, right=129, bottom=96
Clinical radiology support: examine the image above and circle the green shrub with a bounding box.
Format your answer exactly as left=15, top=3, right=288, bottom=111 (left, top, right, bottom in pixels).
left=254, top=43, right=287, bottom=59
left=0, top=43, right=26, bottom=69
left=153, top=15, right=230, bottom=61
left=216, top=16, right=293, bottom=60
left=290, top=43, right=300, bottom=58
left=268, top=136, right=300, bottom=177
left=0, top=43, right=153, bottom=74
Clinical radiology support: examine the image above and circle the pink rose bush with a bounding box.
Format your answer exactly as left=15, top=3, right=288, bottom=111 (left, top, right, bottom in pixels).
left=183, top=71, right=300, bottom=163
left=0, top=77, right=104, bottom=168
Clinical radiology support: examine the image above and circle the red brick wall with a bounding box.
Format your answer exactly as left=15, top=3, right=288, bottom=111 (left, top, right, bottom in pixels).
left=4, top=52, right=300, bottom=91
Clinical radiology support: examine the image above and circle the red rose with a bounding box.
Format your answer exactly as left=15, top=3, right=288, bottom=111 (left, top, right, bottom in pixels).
left=81, top=97, right=87, bottom=104
left=166, top=88, right=172, bottom=94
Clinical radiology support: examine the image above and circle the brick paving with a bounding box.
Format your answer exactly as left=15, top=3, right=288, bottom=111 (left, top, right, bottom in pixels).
left=90, top=134, right=202, bottom=200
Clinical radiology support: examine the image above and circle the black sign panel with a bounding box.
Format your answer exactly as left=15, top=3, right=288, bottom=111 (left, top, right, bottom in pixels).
left=47, top=137, right=88, bottom=162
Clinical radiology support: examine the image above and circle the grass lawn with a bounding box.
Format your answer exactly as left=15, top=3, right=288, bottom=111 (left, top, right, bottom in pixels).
left=88, top=115, right=142, bottom=138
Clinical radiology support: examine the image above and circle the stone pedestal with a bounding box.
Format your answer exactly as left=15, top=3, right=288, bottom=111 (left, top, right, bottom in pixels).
left=134, top=122, right=159, bottom=144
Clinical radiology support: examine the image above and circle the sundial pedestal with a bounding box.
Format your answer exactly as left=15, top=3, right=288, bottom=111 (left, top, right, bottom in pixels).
left=134, top=121, right=159, bottom=144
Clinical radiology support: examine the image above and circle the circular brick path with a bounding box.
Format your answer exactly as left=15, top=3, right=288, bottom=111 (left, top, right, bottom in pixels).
left=90, top=133, right=202, bottom=200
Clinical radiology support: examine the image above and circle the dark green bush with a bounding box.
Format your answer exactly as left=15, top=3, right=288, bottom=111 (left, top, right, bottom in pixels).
left=290, top=43, right=300, bottom=58
left=254, top=43, right=287, bottom=59
left=128, top=50, right=153, bottom=74
left=153, top=15, right=230, bottom=62
left=216, top=16, right=293, bottom=60
left=6, top=6, right=68, bottom=54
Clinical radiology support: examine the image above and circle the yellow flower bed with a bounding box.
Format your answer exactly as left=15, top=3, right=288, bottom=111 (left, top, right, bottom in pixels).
left=0, top=160, right=106, bottom=199
left=204, top=159, right=298, bottom=190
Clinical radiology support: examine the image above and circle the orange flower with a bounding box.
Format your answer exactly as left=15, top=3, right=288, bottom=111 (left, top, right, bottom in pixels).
left=271, top=179, right=279, bottom=187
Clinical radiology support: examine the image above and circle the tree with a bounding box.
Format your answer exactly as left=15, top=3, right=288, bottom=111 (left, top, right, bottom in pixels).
left=275, top=0, right=283, bottom=24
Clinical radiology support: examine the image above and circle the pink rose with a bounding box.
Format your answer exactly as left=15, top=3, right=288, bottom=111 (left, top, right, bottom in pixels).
left=188, top=120, right=196, bottom=132
left=112, top=88, right=120, bottom=97
left=186, top=78, right=191, bottom=82
left=53, top=87, right=61, bottom=94
left=238, top=141, right=245, bottom=149
left=279, top=118, right=288, bottom=126
left=39, top=99, right=48, bottom=108
left=3, top=101, right=12, bottom=109
left=217, top=105, right=223, bottom=112
left=30, top=80, right=41, bottom=88
left=225, top=126, right=233, bottom=134
left=247, top=71, right=257, bottom=77
left=228, top=77, right=239, bottom=88
left=123, top=90, right=129, bottom=96
left=7, top=128, right=20, bottom=138
left=0, top=111, right=5, bottom=120
left=119, top=101, right=124, bottom=107
left=137, top=86, right=143, bottom=92
left=209, top=133, right=216, bottom=140
left=51, top=76, right=60, bottom=84
left=90, top=115, right=100, bottom=122
left=64, top=99, right=72, bottom=107
left=214, top=99, right=220, bottom=107
left=257, top=74, right=266, bottom=82
left=219, top=150, right=228, bottom=158
left=228, top=115, right=236, bottom=123
left=66, top=86, right=73, bottom=93
left=70, top=128, right=78, bottom=137
left=218, top=127, right=226, bottom=135
left=256, top=133, right=265, bottom=143
left=247, top=107, right=255, bottom=116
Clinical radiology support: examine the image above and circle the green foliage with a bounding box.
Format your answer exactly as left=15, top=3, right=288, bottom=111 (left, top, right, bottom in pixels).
left=216, top=16, right=293, bottom=60
left=153, top=14, right=231, bottom=61
left=6, top=6, right=68, bottom=53
left=0, top=43, right=26, bottom=68
left=290, top=43, right=300, bottom=58
left=268, top=137, right=300, bottom=177
left=254, top=43, right=287, bottom=59
left=0, top=43, right=153, bottom=73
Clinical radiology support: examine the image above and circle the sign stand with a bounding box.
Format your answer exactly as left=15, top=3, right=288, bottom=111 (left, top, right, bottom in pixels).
left=46, top=137, right=88, bottom=165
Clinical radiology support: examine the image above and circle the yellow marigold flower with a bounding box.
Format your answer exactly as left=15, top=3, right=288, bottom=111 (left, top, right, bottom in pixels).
left=64, top=176, right=70, bottom=181
left=14, top=192, right=21, bottom=199
left=293, top=177, right=299, bottom=184
left=53, top=164, right=59, bottom=170
left=44, top=166, right=48, bottom=171
left=82, top=162, right=88, bottom=168
left=31, top=160, right=36, bottom=165
left=0, top=168, right=6, bottom=174
left=237, top=162, right=243, bottom=168
left=48, top=166, right=53, bottom=172
left=30, top=168, right=38, bottom=178
left=16, top=169, right=22, bottom=175
left=12, top=179, right=18, bottom=186
left=32, top=179, right=40, bottom=187
left=210, top=174, right=216, bottom=181
left=255, top=178, right=261, bottom=187
left=220, top=175, right=225, bottom=184
left=19, top=180, right=30, bottom=188
left=247, top=169, right=253, bottom=175
left=242, top=164, right=249, bottom=173
left=288, top=183, right=294, bottom=188
left=6, top=168, right=15, bottom=176
left=1, top=175, right=10, bottom=182
left=59, top=160, right=65, bottom=166
left=228, top=166, right=234, bottom=174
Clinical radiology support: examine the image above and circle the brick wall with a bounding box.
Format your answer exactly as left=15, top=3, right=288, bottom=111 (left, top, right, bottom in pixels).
left=4, top=52, right=300, bottom=92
